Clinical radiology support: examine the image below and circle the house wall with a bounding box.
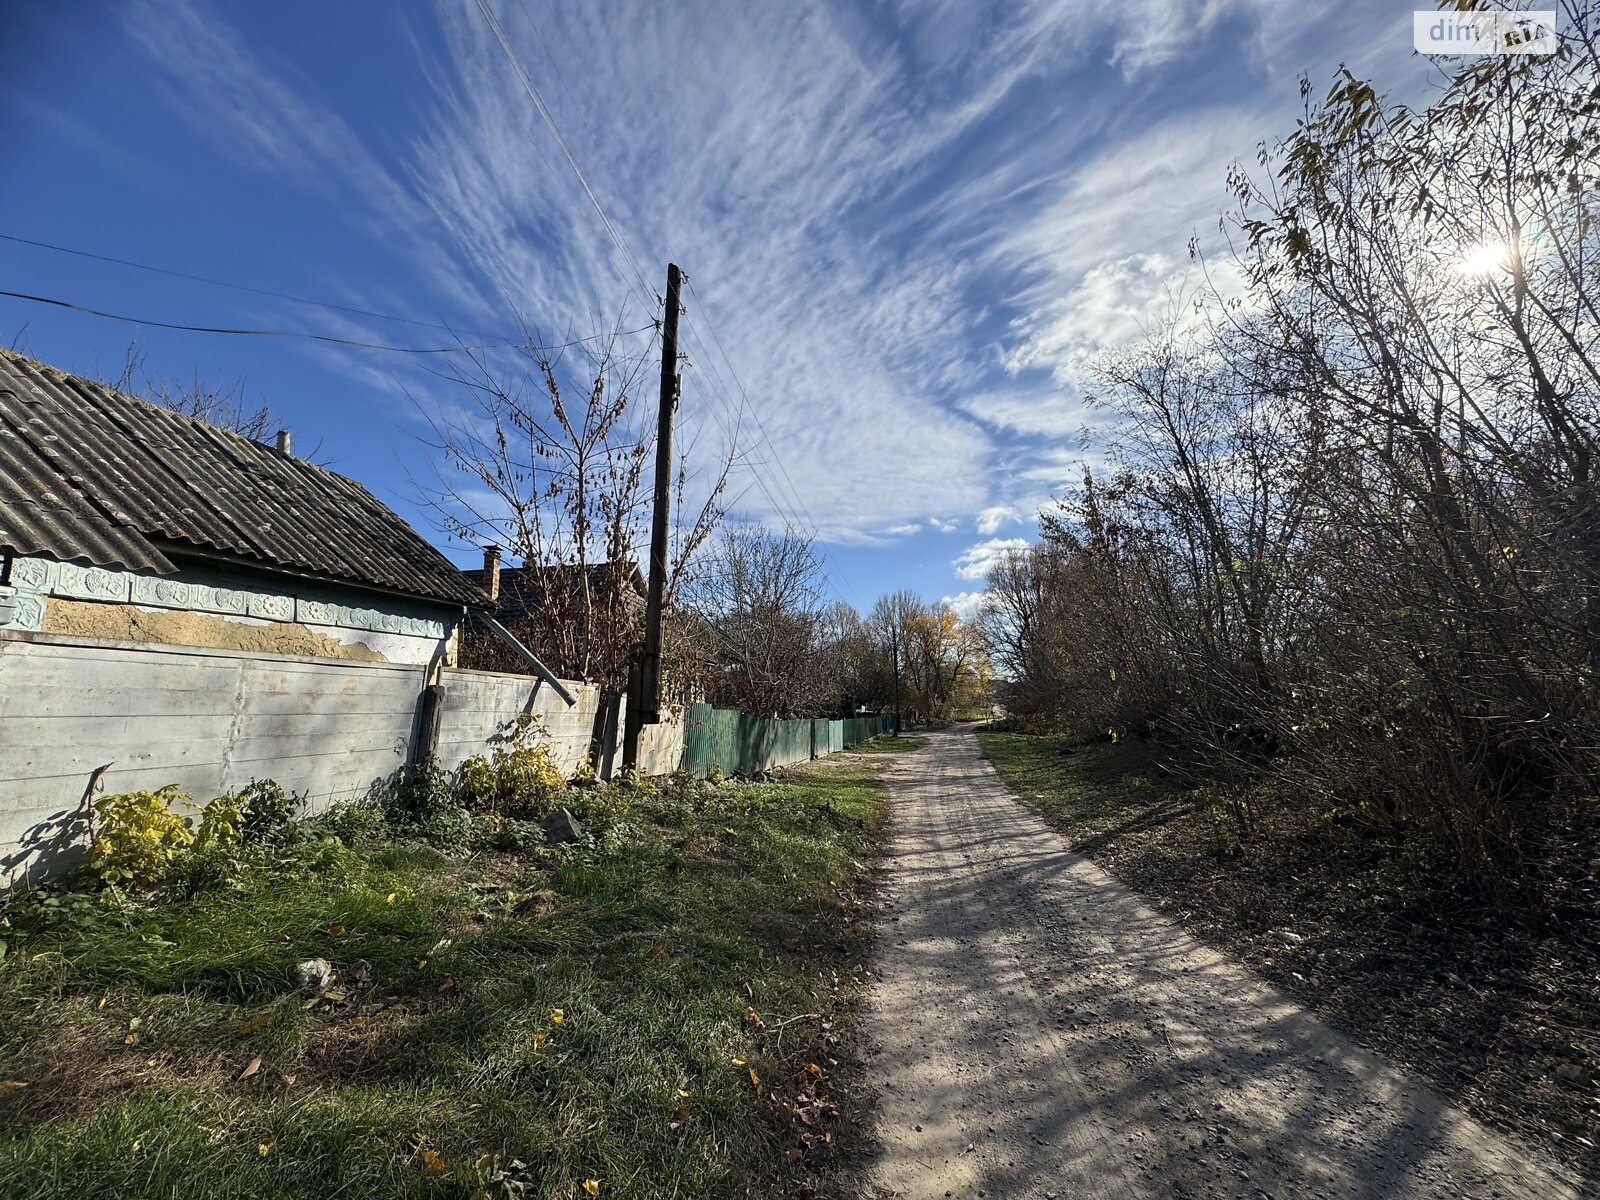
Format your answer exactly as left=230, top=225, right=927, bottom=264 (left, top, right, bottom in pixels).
left=2, top=556, right=460, bottom=666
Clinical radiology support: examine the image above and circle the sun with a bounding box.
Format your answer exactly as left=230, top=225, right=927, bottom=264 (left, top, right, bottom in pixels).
left=1458, top=240, right=1510, bottom=277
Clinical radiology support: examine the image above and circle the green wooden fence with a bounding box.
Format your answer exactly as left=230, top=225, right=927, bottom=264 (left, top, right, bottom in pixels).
left=680, top=704, right=894, bottom=778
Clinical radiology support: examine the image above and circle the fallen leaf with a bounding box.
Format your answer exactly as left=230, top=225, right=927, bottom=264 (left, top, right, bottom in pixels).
left=238, top=1014, right=272, bottom=1035
left=676, top=1088, right=691, bottom=1098
left=385, top=893, right=397, bottom=905
left=238, top=1055, right=262, bottom=1081
left=672, top=1105, right=689, bottom=1122
left=271, top=934, right=291, bottom=944
left=327, top=923, right=347, bottom=938
left=804, top=1063, right=823, bottom=1077
left=123, top=1033, right=140, bottom=1046
left=550, top=1009, right=564, bottom=1025
left=130, top=1139, right=141, bottom=1154
left=438, top=977, right=455, bottom=993
left=97, top=995, right=108, bottom=1009
left=731, top=1057, right=746, bottom=1066
left=280, top=1073, right=298, bottom=1087
left=0, top=1081, right=28, bottom=1092
left=533, top=1032, right=549, bottom=1049
left=420, top=1149, right=446, bottom=1177
left=787, top=1149, right=804, bottom=1160
left=748, top=1066, right=761, bottom=1088
left=743, top=1008, right=764, bottom=1029
left=127, top=1017, right=142, bottom=1030
left=582, top=1180, right=600, bottom=1196
left=257, top=1140, right=275, bottom=1157
left=649, top=943, right=664, bottom=959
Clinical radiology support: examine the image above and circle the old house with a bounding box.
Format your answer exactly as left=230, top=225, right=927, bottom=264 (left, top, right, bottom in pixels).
left=0, top=349, right=494, bottom=880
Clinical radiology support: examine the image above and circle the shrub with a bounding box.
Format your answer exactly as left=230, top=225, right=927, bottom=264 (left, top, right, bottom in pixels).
left=312, top=798, right=387, bottom=847
left=89, top=786, right=194, bottom=890
left=454, top=742, right=567, bottom=818
left=193, top=791, right=248, bottom=853
left=237, top=779, right=300, bottom=844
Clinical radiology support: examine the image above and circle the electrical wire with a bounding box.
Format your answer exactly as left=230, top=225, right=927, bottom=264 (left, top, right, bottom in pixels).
left=471, top=0, right=658, bottom=313
left=0, top=288, right=652, bottom=356
left=469, top=0, right=863, bottom=608
left=0, top=231, right=515, bottom=342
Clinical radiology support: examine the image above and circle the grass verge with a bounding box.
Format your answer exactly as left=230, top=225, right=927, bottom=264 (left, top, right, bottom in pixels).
left=0, top=750, right=910, bottom=1200
left=978, top=729, right=1600, bottom=1184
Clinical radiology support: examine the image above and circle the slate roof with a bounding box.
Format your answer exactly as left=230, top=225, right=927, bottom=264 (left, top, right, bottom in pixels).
left=460, top=561, right=647, bottom=626
left=0, top=349, right=490, bottom=609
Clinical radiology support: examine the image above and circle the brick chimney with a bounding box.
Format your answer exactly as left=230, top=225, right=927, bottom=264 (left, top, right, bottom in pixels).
left=482, top=545, right=501, bottom=603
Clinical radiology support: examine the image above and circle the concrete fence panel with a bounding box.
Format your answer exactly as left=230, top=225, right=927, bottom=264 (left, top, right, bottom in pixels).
left=0, top=631, right=426, bottom=884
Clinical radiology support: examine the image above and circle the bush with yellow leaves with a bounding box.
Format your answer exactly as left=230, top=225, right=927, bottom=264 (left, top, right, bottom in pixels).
left=89, top=785, right=195, bottom=890
left=455, top=741, right=567, bottom=819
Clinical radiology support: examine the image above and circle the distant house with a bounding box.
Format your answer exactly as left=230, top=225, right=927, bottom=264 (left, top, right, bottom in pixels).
left=457, top=547, right=645, bottom=682
left=0, top=348, right=490, bottom=663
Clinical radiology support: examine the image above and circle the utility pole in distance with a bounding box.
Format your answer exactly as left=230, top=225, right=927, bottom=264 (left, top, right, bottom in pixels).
left=624, top=262, right=682, bottom=769
left=890, top=622, right=903, bottom=736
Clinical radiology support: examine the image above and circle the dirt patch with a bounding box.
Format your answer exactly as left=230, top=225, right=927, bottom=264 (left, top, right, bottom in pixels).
left=43, top=598, right=388, bottom=662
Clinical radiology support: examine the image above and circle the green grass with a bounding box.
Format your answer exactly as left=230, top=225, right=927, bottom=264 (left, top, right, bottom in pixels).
left=0, top=763, right=888, bottom=1200
left=977, top=730, right=1184, bottom=844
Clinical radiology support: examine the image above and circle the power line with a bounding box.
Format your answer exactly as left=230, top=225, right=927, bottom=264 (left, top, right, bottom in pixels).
left=0, top=288, right=651, bottom=356
left=470, top=0, right=658, bottom=313
left=680, top=277, right=866, bottom=608
left=0, top=232, right=515, bottom=343
left=469, top=0, right=862, bottom=608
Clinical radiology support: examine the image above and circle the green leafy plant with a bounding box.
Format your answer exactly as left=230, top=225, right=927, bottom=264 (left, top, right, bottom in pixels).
left=237, top=779, right=300, bottom=843
left=311, top=797, right=387, bottom=847
left=193, top=791, right=247, bottom=852
left=89, top=786, right=194, bottom=890
left=455, top=736, right=567, bottom=819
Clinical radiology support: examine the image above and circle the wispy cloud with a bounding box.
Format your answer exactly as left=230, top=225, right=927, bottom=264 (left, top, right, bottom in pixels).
left=976, top=505, right=1020, bottom=535
left=114, top=0, right=1411, bottom=597
left=954, top=536, right=1029, bottom=581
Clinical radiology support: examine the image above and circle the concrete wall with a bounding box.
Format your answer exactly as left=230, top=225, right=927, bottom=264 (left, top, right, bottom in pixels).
left=0, top=631, right=427, bottom=885
left=0, top=635, right=687, bottom=887
left=434, top=667, right=684, bottom=779
left=435, top=668, right=604, bottom=777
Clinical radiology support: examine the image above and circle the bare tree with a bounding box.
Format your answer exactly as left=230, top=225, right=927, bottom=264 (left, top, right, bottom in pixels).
left=423, top=322, right=729, bottom=690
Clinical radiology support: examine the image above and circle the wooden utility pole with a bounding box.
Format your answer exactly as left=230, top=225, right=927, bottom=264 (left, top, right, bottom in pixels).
left=624, top=262, right=682, bottom=769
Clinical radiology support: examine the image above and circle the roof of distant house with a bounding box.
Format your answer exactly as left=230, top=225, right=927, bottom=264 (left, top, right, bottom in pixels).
left=0, top=348, right=490, bottom=609
left=461, top=560, right=647, bottom=626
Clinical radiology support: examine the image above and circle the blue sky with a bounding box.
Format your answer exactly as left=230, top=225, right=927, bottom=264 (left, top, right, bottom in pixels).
left=0, top=0, right=1428, bottom=616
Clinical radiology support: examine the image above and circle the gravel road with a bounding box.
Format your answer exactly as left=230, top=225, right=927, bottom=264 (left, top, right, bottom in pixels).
left=863, top=726, right=1581, bottom=1200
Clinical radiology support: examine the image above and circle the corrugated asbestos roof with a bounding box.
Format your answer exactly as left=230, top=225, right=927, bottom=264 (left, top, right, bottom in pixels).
left=0, top=349, right=490, bottom=609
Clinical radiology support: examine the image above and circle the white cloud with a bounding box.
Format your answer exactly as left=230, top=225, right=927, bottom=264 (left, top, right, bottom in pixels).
left=115, top=0, right=1415, bottom=564
left=884, top=522, right=922, bottom=536
left=942, top=590, right=989, bottom=620
left=954, top=536, right=1029, bottom=581
left=976, top=505, right=1020, bottom=534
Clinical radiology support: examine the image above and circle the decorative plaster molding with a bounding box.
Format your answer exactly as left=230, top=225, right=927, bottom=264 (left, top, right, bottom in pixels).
left=7, top=555, right=449, bottom=640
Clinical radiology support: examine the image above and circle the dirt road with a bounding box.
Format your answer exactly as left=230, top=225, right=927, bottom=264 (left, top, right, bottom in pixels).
left=863, top=727, right=1580, bottom=1199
